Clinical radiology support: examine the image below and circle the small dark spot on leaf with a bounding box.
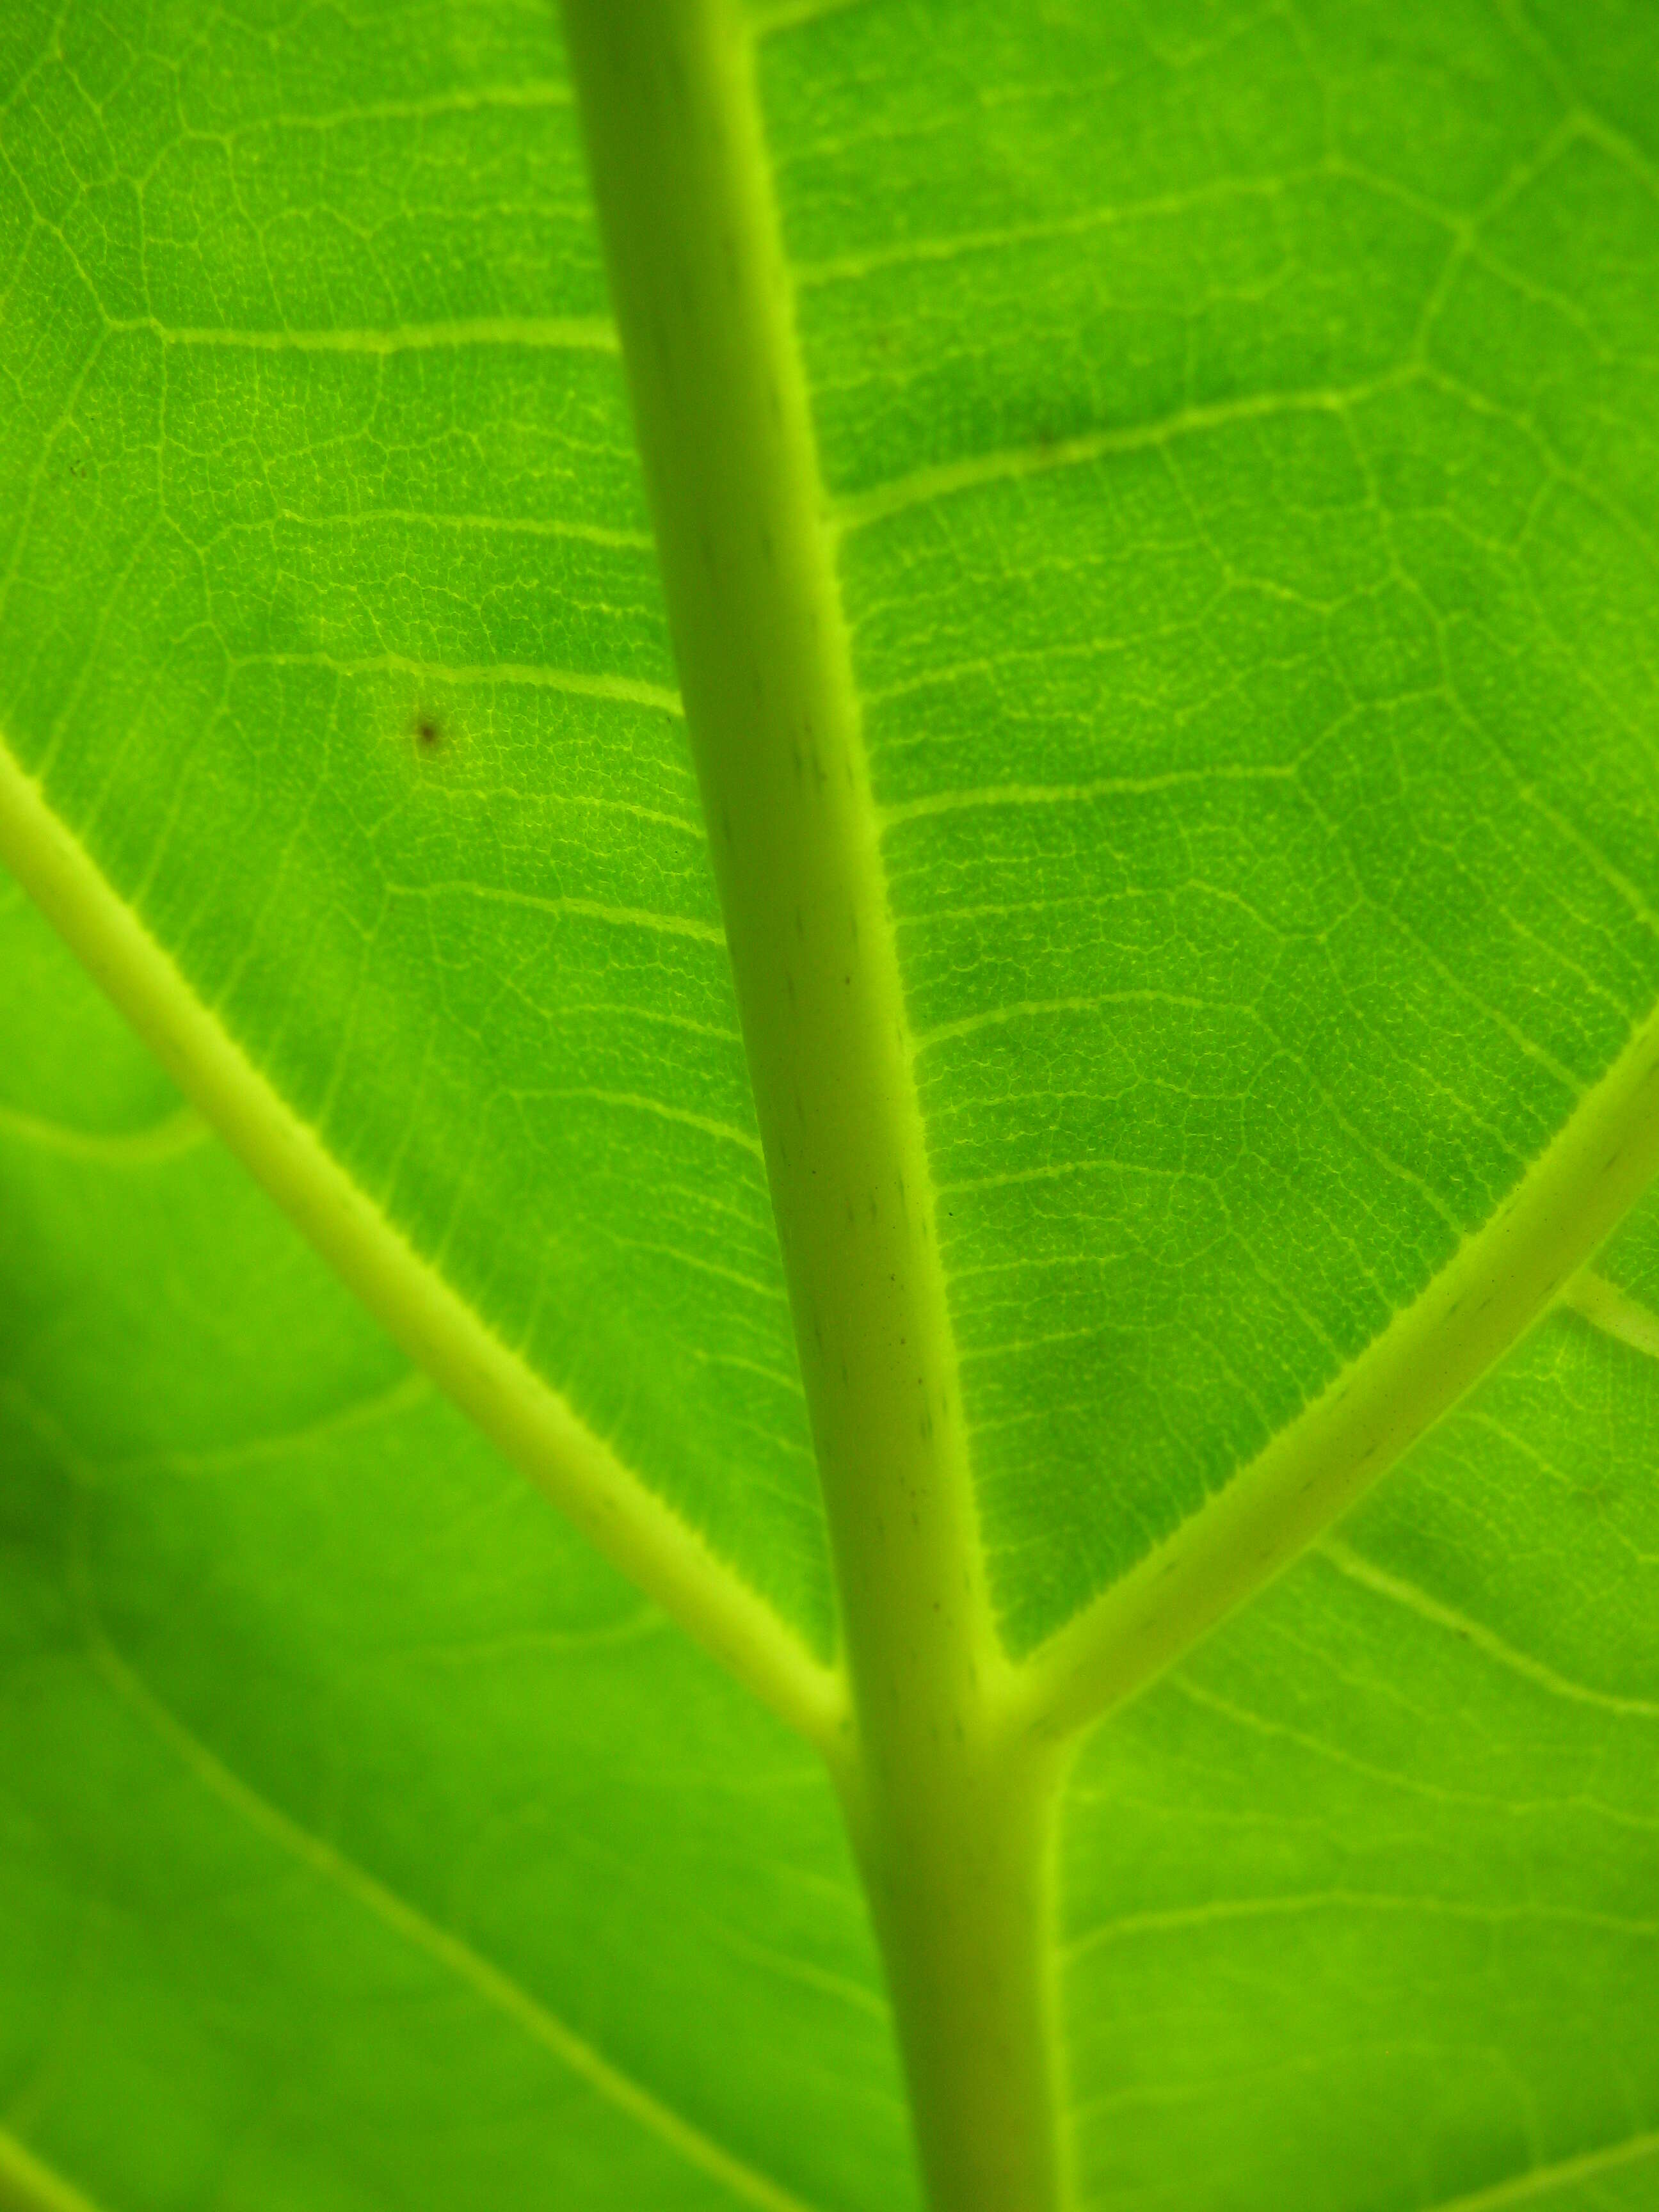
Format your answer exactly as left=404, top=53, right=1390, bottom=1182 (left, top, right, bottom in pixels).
left=410, top=710, right=446, bottom=754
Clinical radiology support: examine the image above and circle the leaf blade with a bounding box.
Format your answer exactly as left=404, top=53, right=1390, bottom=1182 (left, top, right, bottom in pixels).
left=0, top=0, right=835, bottom=1657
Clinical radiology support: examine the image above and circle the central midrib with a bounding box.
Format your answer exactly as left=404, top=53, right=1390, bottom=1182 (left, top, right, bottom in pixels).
left=557, top=5, right=1063, bottom=2208
left=556, top=0, right=1004, bottom=1771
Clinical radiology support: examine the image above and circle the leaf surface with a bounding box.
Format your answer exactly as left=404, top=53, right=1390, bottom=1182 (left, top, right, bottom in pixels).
left=3, top=1, right=1658, bottom=2208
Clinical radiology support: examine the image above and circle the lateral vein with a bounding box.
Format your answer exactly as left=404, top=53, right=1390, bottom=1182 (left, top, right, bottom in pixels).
left=833, top=371, right=1418, bottom=536
left=120, top=317, right=618, bottom=357
left=1320, top=1536, right=1659, bottom=1720
left=1423, top=2128, right=1659, bottom=2212
left=83, top=1623, right=819, bottom=2212
left=0, top=1099, right=207, bottom=1166
left=0, top=740, right=842, bottom=1754
left=1064, top=1886, right=1659, bottom=1964
left=1008, top=988, right=1659, bottom=1743
left=0, top=2129, right=104, bottom=2212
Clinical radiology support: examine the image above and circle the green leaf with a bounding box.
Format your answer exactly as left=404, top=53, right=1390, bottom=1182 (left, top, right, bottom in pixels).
left=2, top=3, right=1657, bottom=2209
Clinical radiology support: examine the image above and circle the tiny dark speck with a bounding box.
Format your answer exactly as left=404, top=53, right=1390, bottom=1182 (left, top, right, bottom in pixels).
left=414, top=715, right=442, bottom=751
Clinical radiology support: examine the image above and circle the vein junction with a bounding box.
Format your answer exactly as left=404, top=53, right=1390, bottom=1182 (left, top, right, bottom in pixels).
left=1559, top=1268, right=1659, bottom=1363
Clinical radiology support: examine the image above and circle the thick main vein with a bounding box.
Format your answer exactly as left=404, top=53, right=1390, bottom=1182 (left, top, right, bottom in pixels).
left=559, top=0, right=1000, bottom=1757
left=0, top=741, right=839, bottom=1754
left=82, top=1620, right=816, bottom=2212
left=1009, top=991, right=1659, bottom=1743
left=560, top=10, right=1062, bottom=2209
